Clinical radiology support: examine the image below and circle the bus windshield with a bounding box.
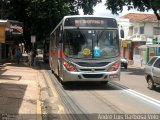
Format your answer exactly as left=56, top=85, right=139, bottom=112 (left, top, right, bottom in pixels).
left=63, top=29, right=119, bottom=59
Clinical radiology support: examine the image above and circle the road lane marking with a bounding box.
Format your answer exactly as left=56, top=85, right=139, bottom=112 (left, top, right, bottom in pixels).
left=110, top=82, right=160, bottom=109
left=124, top=89, right=160, bottom=108
left=58, top=104, right=65, bottom=113
left=128, top=89, right=160, bottom=105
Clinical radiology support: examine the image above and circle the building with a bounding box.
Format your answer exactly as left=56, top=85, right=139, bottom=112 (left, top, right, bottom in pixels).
left=118, top=13, right=160, bottom=64
left=0, top=20, right=24, bottom=62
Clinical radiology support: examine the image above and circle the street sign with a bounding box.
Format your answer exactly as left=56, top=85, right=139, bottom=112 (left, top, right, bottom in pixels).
left=31, top=35, right=36, bottom=43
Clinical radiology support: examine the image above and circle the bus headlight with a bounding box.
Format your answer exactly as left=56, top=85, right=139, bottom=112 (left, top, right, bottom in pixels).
left=63, top=61, right=78, bottom=72
left=107, top=61, right=121, bottom=72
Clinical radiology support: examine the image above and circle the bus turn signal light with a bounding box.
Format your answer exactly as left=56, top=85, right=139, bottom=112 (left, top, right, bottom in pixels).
left=63, top=61, right=78, bottom=72
left=107, top=61, right=121, bottom=72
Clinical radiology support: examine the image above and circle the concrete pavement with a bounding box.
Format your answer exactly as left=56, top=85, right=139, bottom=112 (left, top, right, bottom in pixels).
left=0, top=61, right=42, bottom=120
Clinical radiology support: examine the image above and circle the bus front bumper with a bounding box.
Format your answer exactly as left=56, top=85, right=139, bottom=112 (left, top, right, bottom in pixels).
left=62, top=70, right=120, bottom=82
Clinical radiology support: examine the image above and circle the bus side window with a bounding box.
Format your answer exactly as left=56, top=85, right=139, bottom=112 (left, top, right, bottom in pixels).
left=56, top=27, right=60, bottom=47
left=50, top=33, right=56, bottom=49
left=64, top=31, right=73, bottom=55
left=59, top=25, right=63, bottom=43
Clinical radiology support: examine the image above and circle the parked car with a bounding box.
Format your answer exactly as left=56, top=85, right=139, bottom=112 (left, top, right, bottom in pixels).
left=120, top=57, right=128, bottom=69
left=144, top=56, right=160, bottom=90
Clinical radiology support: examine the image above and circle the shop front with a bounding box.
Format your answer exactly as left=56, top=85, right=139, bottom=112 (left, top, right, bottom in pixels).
left=0, top=20, right=23, bottom=62
left=139, top=44, right=160, bottom=64
left=132, top=41, right=146, bottom=65
left=121, top=39, right=132, bottom=60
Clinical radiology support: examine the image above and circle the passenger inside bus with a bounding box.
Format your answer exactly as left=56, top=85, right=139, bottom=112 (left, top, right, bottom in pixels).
left=64, top=30, right=85, bottom=56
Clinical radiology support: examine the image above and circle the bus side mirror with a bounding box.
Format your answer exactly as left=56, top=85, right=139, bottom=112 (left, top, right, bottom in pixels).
left=120, top=29, right=124, bottom=38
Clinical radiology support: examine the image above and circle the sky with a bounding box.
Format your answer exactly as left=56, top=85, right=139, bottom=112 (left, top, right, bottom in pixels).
left=79, top=0, right=154, bottom=19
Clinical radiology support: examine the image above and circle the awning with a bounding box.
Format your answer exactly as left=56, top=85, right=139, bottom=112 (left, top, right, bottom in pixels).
left=0, top=20, right=8, bottom=25
left=139, top=44, right=160, bottom=49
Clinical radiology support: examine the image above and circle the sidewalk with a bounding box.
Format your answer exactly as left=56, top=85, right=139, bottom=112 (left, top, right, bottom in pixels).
left=0, top=61, right=42, bottom=120
left=129, top=61, right=145, bottom=69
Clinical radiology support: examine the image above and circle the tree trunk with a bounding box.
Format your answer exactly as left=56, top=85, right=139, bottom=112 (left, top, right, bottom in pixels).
left=152, top=8, right=160, bottom=20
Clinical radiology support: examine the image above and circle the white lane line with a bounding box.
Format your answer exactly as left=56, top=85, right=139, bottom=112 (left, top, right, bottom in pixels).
left=124, top=89, right=160, bottom=108
left=110, top=82, right=160, bottom=108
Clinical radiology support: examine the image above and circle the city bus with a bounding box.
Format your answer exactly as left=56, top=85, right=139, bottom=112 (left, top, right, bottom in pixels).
left=49, top=15, right=121, bottom=84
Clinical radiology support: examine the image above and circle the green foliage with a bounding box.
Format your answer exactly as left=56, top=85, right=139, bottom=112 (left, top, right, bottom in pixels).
left=74, top=0, right=102, bottom=14
left=3, top=0, right=160, bottom=50
left=3, top=0, right=101, bottom=48
left=105, top=0, right=160, bottom=20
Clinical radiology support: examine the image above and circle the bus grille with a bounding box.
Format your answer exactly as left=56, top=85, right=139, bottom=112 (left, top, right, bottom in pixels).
left=76, top=62, right=109, bottom=67
left=80, top=69, right=105, bottom=71
left=83, top=74, right=103, bottom=78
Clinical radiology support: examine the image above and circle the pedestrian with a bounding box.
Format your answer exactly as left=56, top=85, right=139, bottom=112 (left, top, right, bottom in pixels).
left=15, top=48, right=22, bottom=64
left=28, top=50, right=33, bottom=66
left=33, top=49, right=38, bottom=66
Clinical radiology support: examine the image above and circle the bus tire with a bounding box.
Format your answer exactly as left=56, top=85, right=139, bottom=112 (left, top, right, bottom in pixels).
left=61, top=81, right=68, bottom=86
left=57, top=65, right=60, bottom=76
left=51, top=70, right=54, bottom=73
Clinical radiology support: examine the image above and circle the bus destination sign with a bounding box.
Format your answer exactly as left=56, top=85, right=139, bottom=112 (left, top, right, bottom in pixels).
left=75, top=20, right=105, bottom=25
left=64, top=17, right=117, bottom=28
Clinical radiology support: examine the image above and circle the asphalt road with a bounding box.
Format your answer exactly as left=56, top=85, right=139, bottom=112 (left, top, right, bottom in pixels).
left=40, top=64, right=160, bottom=120
left=118, top=67, right=160, bottom=101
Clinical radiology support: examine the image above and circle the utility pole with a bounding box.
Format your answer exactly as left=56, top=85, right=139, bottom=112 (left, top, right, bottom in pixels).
left=31, top=35, right=36, bottom=49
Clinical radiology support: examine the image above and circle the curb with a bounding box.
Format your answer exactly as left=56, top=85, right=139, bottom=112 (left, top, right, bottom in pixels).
left=36, top=71, right=43, bottom=120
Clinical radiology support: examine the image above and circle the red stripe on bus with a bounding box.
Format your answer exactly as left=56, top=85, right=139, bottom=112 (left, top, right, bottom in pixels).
left=60, top=51, right=66, bottom=58
left=51, top=50, right=66, bottom=58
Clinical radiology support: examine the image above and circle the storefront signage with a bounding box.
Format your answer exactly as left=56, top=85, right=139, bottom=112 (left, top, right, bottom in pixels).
left=10, top=24, right=23, bottom=35
left=0, top=25, right=5, bottom=43
left=121, top=41, right=128, bottom=47
left=6, top=21, right=23, bottom=36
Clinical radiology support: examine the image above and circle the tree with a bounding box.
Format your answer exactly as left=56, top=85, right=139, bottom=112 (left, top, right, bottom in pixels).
left=3, top=0, right=101, bottom=49
left=105, top=0, right=160, bottom=20
left=67, top=0, right=102, bottom=14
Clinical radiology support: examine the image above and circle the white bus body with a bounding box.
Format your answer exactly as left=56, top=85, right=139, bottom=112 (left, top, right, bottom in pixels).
left=49, top=15, right=121, bottom=83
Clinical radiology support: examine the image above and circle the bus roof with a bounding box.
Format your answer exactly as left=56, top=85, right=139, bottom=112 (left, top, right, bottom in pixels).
left=50, top=15, right=117, bottom=35
left=63, top=15, right=116, bottom=20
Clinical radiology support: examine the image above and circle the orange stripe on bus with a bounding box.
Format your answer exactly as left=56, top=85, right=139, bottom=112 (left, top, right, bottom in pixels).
left=51, top=50, right=66, bottom=58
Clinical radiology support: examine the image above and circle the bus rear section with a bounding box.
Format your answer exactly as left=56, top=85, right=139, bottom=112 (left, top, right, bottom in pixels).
left=49, top=15, right=121, bottom=83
